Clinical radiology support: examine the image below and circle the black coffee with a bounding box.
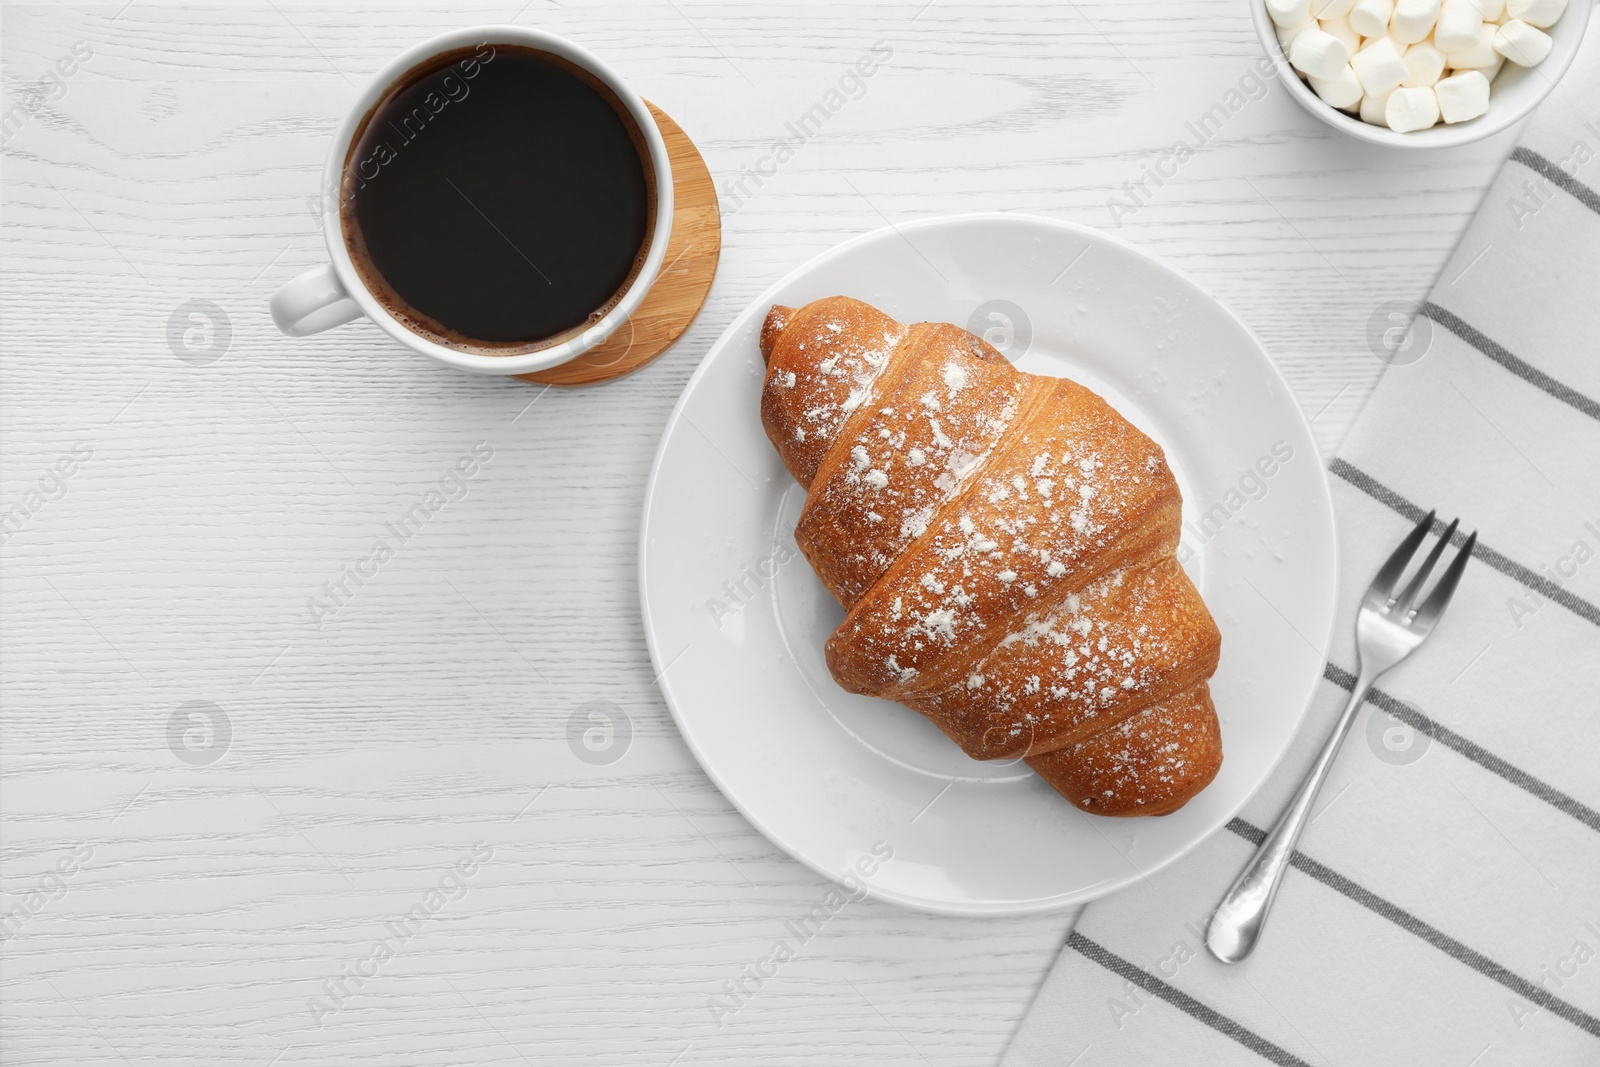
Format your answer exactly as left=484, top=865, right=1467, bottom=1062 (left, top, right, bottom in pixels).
left=341, top=44, right=654, bottom=349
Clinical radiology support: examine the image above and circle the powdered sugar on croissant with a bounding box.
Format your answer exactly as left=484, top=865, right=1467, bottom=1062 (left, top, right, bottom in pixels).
left=761, top=296, right=1223, bottom=816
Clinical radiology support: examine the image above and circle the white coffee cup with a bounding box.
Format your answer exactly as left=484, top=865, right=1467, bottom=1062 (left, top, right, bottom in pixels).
left=270, top=26, right=674, bottom=376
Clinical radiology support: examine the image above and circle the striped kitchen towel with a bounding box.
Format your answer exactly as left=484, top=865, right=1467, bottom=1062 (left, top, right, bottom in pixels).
left=1002, top=27, right=1600, bottom=1067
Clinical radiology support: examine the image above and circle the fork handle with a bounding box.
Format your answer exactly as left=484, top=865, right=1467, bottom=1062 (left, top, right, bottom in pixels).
left=1206, top=671, right=1375, bottom=963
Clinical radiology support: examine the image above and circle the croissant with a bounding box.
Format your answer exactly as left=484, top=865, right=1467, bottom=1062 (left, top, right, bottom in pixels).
left=759, top=296, right=1224, bottom=816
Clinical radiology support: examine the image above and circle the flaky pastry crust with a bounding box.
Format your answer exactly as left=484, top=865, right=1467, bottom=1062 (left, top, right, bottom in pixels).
left=760, top=297, right=1223, bottom=816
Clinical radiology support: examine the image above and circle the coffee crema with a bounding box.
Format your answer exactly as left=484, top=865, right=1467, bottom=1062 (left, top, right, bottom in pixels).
left=340, top=44, right=655, bottom=351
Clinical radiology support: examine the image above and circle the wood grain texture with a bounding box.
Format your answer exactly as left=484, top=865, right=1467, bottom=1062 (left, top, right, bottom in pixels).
left=0, top=1, right=1518, bottom=1064
left=519, top=103, right=722, bottom=387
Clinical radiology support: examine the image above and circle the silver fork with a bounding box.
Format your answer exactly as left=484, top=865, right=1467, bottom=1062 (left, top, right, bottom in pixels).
left=1206, top=510, right=1476, bottom=964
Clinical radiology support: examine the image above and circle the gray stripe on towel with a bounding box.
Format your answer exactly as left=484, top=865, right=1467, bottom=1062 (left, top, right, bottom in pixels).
left=1225, top=819, right=1600, bottom=1040
left=1067, top=931, right=1315, bottom=1067
left=1420, top=301, right=1600, bottom=422
left=1323, top=662, right=1600, bottom=833
left=1510, top=146, right=1600, bottom=218
left=1329, top=458, right=1600, bottom=628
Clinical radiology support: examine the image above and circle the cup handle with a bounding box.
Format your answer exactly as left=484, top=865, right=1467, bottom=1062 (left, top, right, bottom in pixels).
left=271, top=263, right=364, bottom=337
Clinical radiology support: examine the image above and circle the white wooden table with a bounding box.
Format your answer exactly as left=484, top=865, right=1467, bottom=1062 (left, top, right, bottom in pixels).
left=1, top=2, right=1518, bottom=1063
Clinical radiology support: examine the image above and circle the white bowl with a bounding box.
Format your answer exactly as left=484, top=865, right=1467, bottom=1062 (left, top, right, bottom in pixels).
left=1252, top=1, right=1591, bottom=148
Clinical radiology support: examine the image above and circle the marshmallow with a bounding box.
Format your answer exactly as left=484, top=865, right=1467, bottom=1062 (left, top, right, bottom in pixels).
left=1288, top=0, right=1557, bottom=133
left=1390, top=0, right=1441, bottom=43
left=1312, top=0, right=1359, bottom=17
left=1310, top=64, right=1365, bottom=107
left=1433, top=0, right=1484, bottom=51
left=1386, top=85, right=1441, bottom=130
left=1494, top=18, right=1553, bottom=65
left=1291, top=26, right=1353, bottom=78
left=1278, top=19, right=1317, bottom=48
left=1402, top=40, right=1448, bottom=84
left=1268, top=0, right=1314, bottom=28
left=1435, top=69, right=1491, bottom=121
left=1360, top=86, right=1397, bottom=124
left=1506, top=0, right=1566, bottom=27
left=1448, top=24, right=1500, bottom=66
left=1321, top=15, right=1363, bottom=53
left=1349, top=0, right=1396, bottom=36
left=1350, top=35, right=1410, bottom=93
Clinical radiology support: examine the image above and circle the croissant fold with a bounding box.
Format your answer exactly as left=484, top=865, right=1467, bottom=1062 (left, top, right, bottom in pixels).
left=760, top=296, right=1223, bottom=817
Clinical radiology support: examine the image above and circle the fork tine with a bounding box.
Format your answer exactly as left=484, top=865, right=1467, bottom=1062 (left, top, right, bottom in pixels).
left=1396, top=517, right=1460, bottom=616
left=1413, top=530, right=1477, bottom=629
left=1366, top=509, right=1435, bottom=604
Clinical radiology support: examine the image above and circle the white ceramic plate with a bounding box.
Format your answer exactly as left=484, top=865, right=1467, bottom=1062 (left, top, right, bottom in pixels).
left=640, top=213, right=1337, bottom=916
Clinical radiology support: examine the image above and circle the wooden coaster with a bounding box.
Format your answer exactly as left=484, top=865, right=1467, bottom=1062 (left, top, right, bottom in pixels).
left=517, top=103, right=721, bottom=387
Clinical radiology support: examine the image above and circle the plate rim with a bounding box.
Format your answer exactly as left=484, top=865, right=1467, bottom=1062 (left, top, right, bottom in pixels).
left=639, top=210, right=1339, bottom=915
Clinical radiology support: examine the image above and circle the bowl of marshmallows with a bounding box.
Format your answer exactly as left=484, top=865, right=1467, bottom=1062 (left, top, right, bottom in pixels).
left=1253, top=0, right=1590, bottom=146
